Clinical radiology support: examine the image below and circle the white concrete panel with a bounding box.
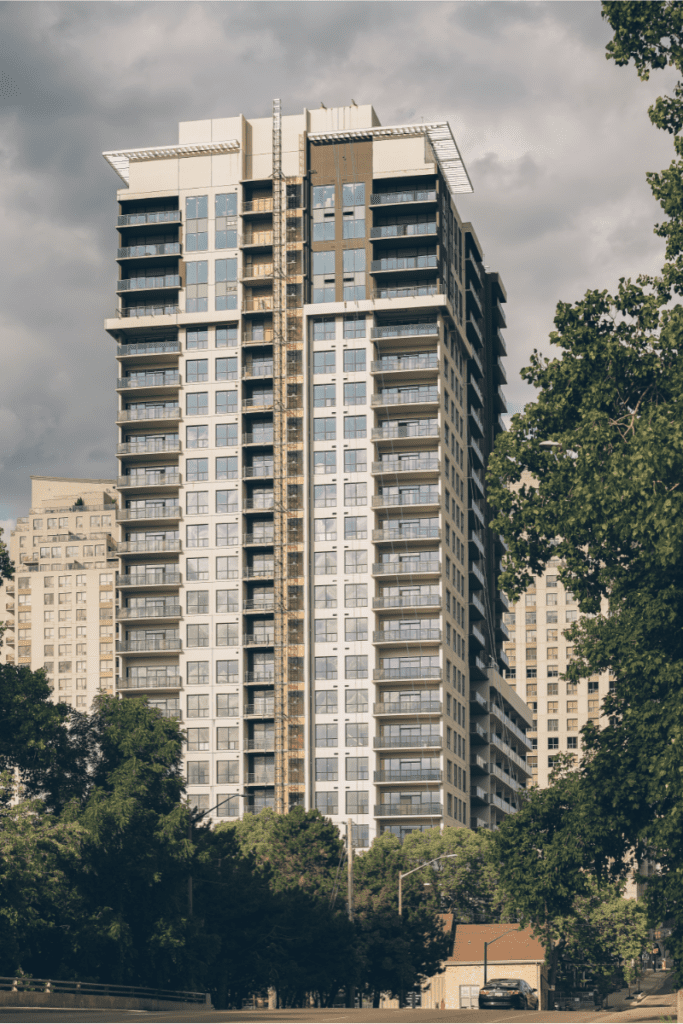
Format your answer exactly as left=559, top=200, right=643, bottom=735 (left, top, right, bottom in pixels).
left=211, top=152, right=241, bottom=187
left=308, top=104, right=378, bottom=133
left=373, top=136, right=432, bottom=175
left=179, top=155, right=212, bottom=189
left=211, top=116, right=243, bottom=142
left=128, top=158, right=179, bottom=193
left=179, top=119, right=212, bottom=144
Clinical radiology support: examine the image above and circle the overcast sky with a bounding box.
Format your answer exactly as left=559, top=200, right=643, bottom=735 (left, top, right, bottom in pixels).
left=0, top=0, right=677, bottom=533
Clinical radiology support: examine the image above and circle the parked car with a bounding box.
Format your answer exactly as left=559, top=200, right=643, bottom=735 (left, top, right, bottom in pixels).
left=478, top=978, right=539, bottom=1010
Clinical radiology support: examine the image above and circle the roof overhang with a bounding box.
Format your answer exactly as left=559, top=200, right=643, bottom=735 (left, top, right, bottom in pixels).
left=308, top=121, right=473, bottom=195
left=102, top=140, right=240, bottom=186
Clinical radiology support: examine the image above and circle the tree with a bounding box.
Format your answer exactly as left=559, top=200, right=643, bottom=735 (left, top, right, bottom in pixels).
left=485, top=1, right=683, bottom=976
left=0, top=526, right=14, bottom=648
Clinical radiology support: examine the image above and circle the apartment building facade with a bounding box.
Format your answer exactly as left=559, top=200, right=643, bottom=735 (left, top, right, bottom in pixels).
left=501, top=561, right=611, bottom=789
left=103, top=101, right=531, bottom=841
left=2, top=477, right=119, bottom=708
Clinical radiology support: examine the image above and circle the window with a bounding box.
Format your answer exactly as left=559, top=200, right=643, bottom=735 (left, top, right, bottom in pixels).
left=346, top=756, right=368, bottom=781
left=547, top=719, right=559, bottom=732
left=344, top=415, right=366, bottom=439
left=315, top=791, right=338, bottom=815
left=187, top=624, right=210, bottom=648
left=345, top=722, right=368, bottom=747
left=346, top=790, right=369, bottom=814
left=186, top=328, right=208, bottom=350
left=216, top=590, right=238, bottom=612
left=186, top=557, right=209, bottom=581
left=345, top=583, right=367, bottom=608
left=566, top=609, right=579, bottom=622
left=313, top=218, right=335, bottom=242
left=216, top=556, right=238, bottom=580
left=315, top=757, right=338, bottom=781
left=567, top=718, right=578, bottom=731
left=216, top=693, right=239, bottom=717
left=216, top=490, right=238, bottom=513
left=314, top=551, right=337, bottom=575
left=315, top=724, right=338, bottom=748
left=312, top=251, right=336, bottom=304
left=342, top=181, right=365, bottom=207
left=546, top=592, right=558, bottom=606
left=187, top=491, right=209, bottom=515
left=187, top=360, right=209, bottom=384
left=588, top=698, right=599, bottom=713
left=313, top=384, right=335, bottom=407
left=345, top=689, right=368, bottom=713
left=186, top=392, right=208, bottom=416
left=314, top=585, right=337, bottom=609
left=187, top=661, right=210, bottom=686
left=216, top=457, right=238, bottom=479
left=315, top=656, right=337, bottom=680
left=345, top=655, right=368, bottom=679
left=185, top=195, right=208, bottom=251
left=186, top=524, right=209, bottom=547
left=216, top=325, right=238, bottom=348
left=216, top=659, right=239, bottom=683
left=342, top=248, right=366, bottom=273
left=315, top=690, right=338, bottom=713
left=216, top=391, right=238, bottom=414
left=548, top=737, right=559, bottom=750
left=215, top=193, right=238, bottom=248
left=314, top=417, right=336, bottom=441
left=345, top=617, right=368, bottom=642
left=342, top=248, right=366, bottom=300
left=215, top=794, right=239, bottom=817
left=567, top=736, right=578, bottom=749
left=546, top=610, right=558, bottom=623
left=344, top=449, right=367, bottom=473
left=216, top=423, right=238, bottom=448
left=216, top=523, right=238, bottom=547
left=187, top=728, right=209, bottom=751
left=314, top=451, right=336, bottom=474
left=216, top=357, right=238, bottom=381
left=216, top=761, right=239, bottom=784
left=546, top=575, right=558, bottom=587
left=344, top=550, right=367, bottom=573
left=313, top=318, right=336, bottom=340
left=313, top=185, right=335, bottom=209
left=216, top=623, right=239, bottom=646
left=343, top=382, right=366, bottom=406
left=313, top=350, right=335, bottom=374
left=343, top=349, right=366, bottom=372
left=187, top=694, right=210, bottom=718
left=187, top=592, right=209, bottom=615
left=217, top=727, right=239, bottom=750
left=344, top=517, right=367, bottom=540
left=314, top=518, right=336, bottom=541
left=186, top=458, right=208, bottom=482
left=315, top=619, right=338, bottom=643
left=187, top=761, right=210, bottom=784
left=215, top=259, right=238, bottom=310
left=185, top=263, right=208, bottom=312
left=344, top=482, right=367, bottom=506
left=314, top=484, right=336, bottom=508
left=547, top=629, right=558, bottom=641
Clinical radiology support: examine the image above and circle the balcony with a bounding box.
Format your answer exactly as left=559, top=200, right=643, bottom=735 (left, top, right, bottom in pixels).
left=117, top=675, right=182, bottom=690
left=246, top=773, right=275, bottom=785
left=373, top=629, right=441, bottom=644
left=489, top=762, right=522, bottom=793
left=372, top=560, right=440, bottom=577
left=117, top=506, right=180, bottom=523
left=468, top=376, right=484, bottom=409
left=372, top=422, right=439, bottom=441
left=242, top=264, right=274, bottom=281
left=245, top=703, right=274, bottom=717
left=243, top=599, right=275, bottom=611
left=371, top=389, right=439, bottom=410
left=371, top=322, right=439, bottom=340
left=469, top=591, right=486, bottom=621
left=245, top=672, right=275, bottom=684
left=471, top=622, right=486, bottom=649
left=243, top=396, right=274, bottom=410
left=243, top=432, right=274, bottom=446
left=117, top=473, right=181, bottom=490
left=373, top=734, right=442, bottom=750
left=242, top=198, right=273, bottom=214
left=244, top=498, right=275, bottom=511
left=117, top=243, right=181, bottom=260
left=469, top=499, right=486, bottom=530
left=118, top=210, right=180, bottom=227
left=469, top=561, right=485, bottom=591
left=117, top=274, right=181, bottom=293
left=470, top=653, right=489, bottom=680
left=374, top=768, right=442, bottom=783
left=117, top=540, right=181, bottom=556
left=116, top=303, right=181, bottom=318
left=243, top=566, right=275, bottom=579
left=470, top=722, right=488, bottom=744
left=374, top=803, right=442, bottom=817
left=117, top=604, right=182, bottom=621
left=242, top=362, right=274, bottom=379
left=489, top=733, right=532, bottom=776
left=116, top=638, right=182, bottom=653
left=370, top=223, right=437, bottom=241
left=243, top=633, right=275, bottom=646
left=243, top=327, right=274, bottom=345
left=246, top=737, right=275, bottom=751
left=117, top=340, right=181, bottom=357
left=372, top=594, right=441, bottom=612
left=373, top=667, right=441, bottom=684
left=243, top=465, right=274, bottom=479
left=242, top=230, right=273, bottom=248
left=471, top=753, right=488, bottom=774
left=370, top=188, right=437, bottom=207
left=372, top=491, right=439, bottom=511
left=471, top=785, right=489, bottom=805
left=469, top=406, right=484, bottom=438
left=489, top=703, right=530, bottom=748
left=373, top=700, right=441, bottom=715
left=117, top=572, right=181, bottom=588
left=117, top=405, right=180, bottom=424
left=470, top=437, right=485, bottom=467
left=243, top=297, right=273, bottom=313
left=469, top=531, right=485, bottom=561
left=371, top=254, right=438, bottom=274
left=470, top=691, right=488, bottom=714
left=117, top=441, right=181, bottom=457
left=372, top=458, right=439, bottom=475
left=117, top=372, right=180, bottom=390
left=372, top=525, right=440, bottom=542
left=371, top=354, right=438, bottom=374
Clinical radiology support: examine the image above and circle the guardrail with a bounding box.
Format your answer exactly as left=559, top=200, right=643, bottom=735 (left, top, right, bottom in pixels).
left=0, top=976, right=207, bottom=1006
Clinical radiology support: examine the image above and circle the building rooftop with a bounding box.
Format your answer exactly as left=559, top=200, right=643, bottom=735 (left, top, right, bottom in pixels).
left=449, top=924, right=545, bottom=963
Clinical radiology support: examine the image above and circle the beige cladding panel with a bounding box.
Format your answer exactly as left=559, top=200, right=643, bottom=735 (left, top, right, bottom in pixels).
left=178, top=119, right=213, bottom=144
left=307, top=104, right=378, bottom=133
left=128, top=158, right=179, bottom=193
left=210, top=116, right=244, bottom=143
left=373, top=135, right=434, bottom=176
left=248, top=117, right=273, bottom=179
left=179, top=155, right=212, bottom=189
left=211, top=152, right=241, bottom=186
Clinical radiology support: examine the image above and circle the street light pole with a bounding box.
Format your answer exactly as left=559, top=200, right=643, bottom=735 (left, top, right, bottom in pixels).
left=483, top=927, right=522, bottom=985
left=398, top=853, right=459, bottom=917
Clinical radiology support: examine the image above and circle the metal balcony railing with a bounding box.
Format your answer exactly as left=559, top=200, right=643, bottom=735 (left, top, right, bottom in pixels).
left=372, top=422, right=439, bottom=440
left=372, top=390, right=438, bottom=407
left=117, top=506, right=180, bottom=522
left=373, top=629, right=441, bottom=643
left=243, top=297, right=273, bottom=312
left=246, top=737, right=275, bottom=750
left=372, top=560, right=440, bottom=575
left=117, top=242, right=181, bottom=259
left=117, top=473, right=181, bottom=488
left=243, top=633, right=275, bottom=646
left=118, top=275, right=181, bottom=292
left=244, top=534, right=274, bottom=546
left=373, top=735, right=442, bottom=749
left=117, top=304, right=181, bottom=318
left=370, top=223, right=437, bottom=239
left=243, top=465, right=274, bottom=478
left=243, top=567, right=274, bottom=579
left=372, top=492, right=439, bottom=508
left=117, top=406, right=180, bottom=423
left=117, top=210, right=181, bottom=227
left=243, top=363, right=274, bottom=378
left=372, top=526, right=440, bottom=541
left=374, top=769, right=442, bottom=782
left=371, top=254, right=438, bottom=273
left=243, top=433, right=274, bottom=445
left=117, top=676, right=182, bottom=690
left=246, top=773, right=275, bottom=785
left=243, top=599, right=275, bottom=611
left=242, top=396, right=274, bottom=409
left=374, top=803, right=442, bottom=817
left=117, top=441, right=181, bottom=456
left=117, top=340, right=180, bottom=357
left=370, top=189, right=437, bottom=206
left=371, top=322, right=438, bottom=339
left=117, top=604, right=181, bottom=620
left=245, top=703, right=275, bottom=717
left=116, top=639, right=182, bottom=653
left=245, top=672, right=275, bottom=684
left=243, top=264, right=274, bottom=278
left=373, top=458, right=439, bottom=474
left=373, top=666, right=441, bottom=681
left=242, top=198, right=273, bottom=213
left=373, top=701, right=441, bottom=715
left=117, top=373, right=180, bottom=389
left=372, top=594, right=440, bottom=610
left=371, top=354, right=438, bottom=373
left=117, top=572, right=181, bottom=587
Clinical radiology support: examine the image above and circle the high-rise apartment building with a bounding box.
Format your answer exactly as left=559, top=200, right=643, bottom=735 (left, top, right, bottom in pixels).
left=103, top=102, right=531, bottom=840
left=2, top=477, right=118, bottom=708
left=502, top=562, right=611, bottom=789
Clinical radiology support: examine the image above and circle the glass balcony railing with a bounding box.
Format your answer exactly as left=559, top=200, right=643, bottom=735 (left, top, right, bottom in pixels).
left=117, top=506, right=180, bottom=522
left=242, top=198, right=273, bottom=213
left=373, top=458, right=439, bottom=474
left=372, top=491, right=439, bottom=508
left=117, top=373, right=180, bottom=389
left=370, top=222, right=437, bottom=239
left=118, top=211, right=180, bottom=227
left=117, top=303, right=181, bottom=318
left=373, top=700, right=442, bottom=715
left=117, top=604, right=182, bottom=620
left=371, top=389, right=439, bottom=407
left=373, top=735, right=441, bottom=749
left=116, top=638, right=182, bottom=653
left=373, top=628, right=441, bottom=643
left=117, top=340, right=180, bottom=357
left=118, top=406, right=180, bottom=423
left=371, top=322, right=438, bottom=339
left=375, top=803, right=442, bottom=817
left=117, top=540, right=181, bottom=554
left=372, top=594, right=441, bottom=610
left=372, top=354, right=438, bottom=373
left=117, top=675, right=182, bottom=689
left=372, top=525, right=440, bottom=541
left=117, top=572, right=181, bottom=587
left=370, top=189, right=437, bottom=205
left=371, top=254, right=437, bottom=272
left=118, top=275, right=181, bottom=291
left=117, top=243, right=181, bottom=259
left=117, top=473, right=180, bottom=488
left=372, top=422, right=439, bottom=441
left=117, top=441, right=181, bottom=456
left=374, top=768, right=442, bottom=782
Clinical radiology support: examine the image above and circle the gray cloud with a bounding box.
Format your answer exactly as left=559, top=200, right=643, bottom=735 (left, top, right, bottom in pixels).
left=0, top=0, right=678, bottom=521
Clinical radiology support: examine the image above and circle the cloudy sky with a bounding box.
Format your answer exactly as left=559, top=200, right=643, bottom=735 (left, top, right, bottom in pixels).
left=0, top=0, right=677, bottom=532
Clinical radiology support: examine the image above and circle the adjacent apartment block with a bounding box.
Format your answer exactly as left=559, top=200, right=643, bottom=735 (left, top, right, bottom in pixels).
left=502, top=560, right=611, bottom=789
left=2, top=477, right=119, bottom=708
left=103, top=101, right=532, bottom=839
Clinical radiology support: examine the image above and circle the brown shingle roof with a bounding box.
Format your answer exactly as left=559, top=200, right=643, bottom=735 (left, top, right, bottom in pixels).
left=449, top=924, right=545, bottom=963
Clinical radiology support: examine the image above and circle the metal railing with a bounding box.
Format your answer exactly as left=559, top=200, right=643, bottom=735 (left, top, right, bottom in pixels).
left=244, top=534, right=275, bottom=546
left=372, top=526, right=439, bottom=541
left=117, top=676, right=182, bottom=690
left=245, top=704, right=275, bottom=717
left=372, top=390, right=439, bottom=407
left=0, top=977, right=206, bottom=1005
left=117, top=304, right=181, bottom=318
left=243, top=297, right=273, bottom=312
left=374, top=735, right=441, bottom=749
left=243, top=363, right=274, bottom=377
left=372, top=422, right=439, bottom=441
left=371, top=354, right=438, bottom=373
left=371, top=322, right=438, bottom=339
left=117, top=605, right=182, bottom=619
left=116, top=639, right=182, bottom=653
left=117, top=506, right=180, bottom=521
left=375, top=803, right=442, bottom=817
left=117, top=340, right=180, bottom=357
left=243, top=566, right=275, bottom=578
left=246, top=773, right=275, bottom=784
left=118, top=275, right=181, bottom=291
left=373, top=629, right=441, bottom=643
left=242, top=198, right=273, bottom=213
left=117, top=474, right=181, bottom=487
left=118, top=406, right=180, bottom=422
left=370, top=189, right=437, bottom=205
left=372, top=560, right=440, bottom=574
left=117, top=441, right=181, bottom=456
left=371, top=255, right=438, bottom=272
left=374, top=768, right=442, bottom=782
left=117, top=540, right=181, bottom=555
left=372, top=492, right=439, bottom=508
left=243, top=599, right=275, bottom=611
left=245, top=672, right=275, bottom=684
left=372, top=594, right=440, bottom=610
left=117, top=210, right=181, bottom=227
left=373, top=701, right=441, bottom=715
left=243, top=433, right=274, bottom=445
left=243, top=264, right=274, bottom=278
left=243, top=465, right=274, bottom=478
left=373, top=459, right=439, bottom=474
left=246, top=738, right=275, bottom=750
left=117, top=373, right=180, bottom=388
left=370, top=223, right=437, bottom=239
left=244, top=499, right=275, bottom=510
left=373, top=667, right=441, bottom=681
left=117, top=573, right=181, bottom=586
left=242, top=231, right=273, bottom=246
left=117, top=242, right=181, bottom=259
left=243, top=633, right=275, bottom=646
left=242, top=396, right=274, bottom=409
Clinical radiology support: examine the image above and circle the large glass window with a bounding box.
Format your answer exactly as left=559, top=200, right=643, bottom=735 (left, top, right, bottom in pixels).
left=314, top=619, right=338, bottom=643
left=315, top=726, right=338, bottom=749
left=186, top=458, right=208, bottom=482
left=216, top=259, right=238, bottom=310
left=345, top=723, right=368, bottom=747
left=314, top=585, right=337, bottom=609
left=186, top=425, right=208, bottom=449
left=185, top=195, right=208, bottom=251
left=216, top=423, right=238, bottom=447
left=314, top=451, right=336, bottom=475
left=216, top=390, right=238, bottom=414
left=216, top=456, right=238, bottom=479
left=314, top=417, right=336, bottom=441
left=315, top=757, right=338, bottom=781
left=346, top=756, right=368, bottom=781
left=343, top=382, right=366, bottom=406
left=314, top=484, right=336, bottom=507
left=313, top=384, right=335, bottom=408
left=313, top=350, right=335, bottom=374
left=315, top=656, right=338, bottom=680
left=186, top=359, right=208, bottom=383
left=186, top=392, right=208, bottom=416
left=186, top=261, right=208, bottom=312
left=315, top=690, right=338, bottom=713
left=312, top=250, right=336, bottom=304
left=343, top=349, right=366, bottom=372
left=312, top=185, right=335, bottom=209
left=313, top=318, right=336, bottom=341
left=186, top=557, right=209, bottom=581
left=215, top=193, right=238, bottom=248
left=344, top=449, right=367, bottom=473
